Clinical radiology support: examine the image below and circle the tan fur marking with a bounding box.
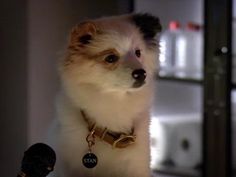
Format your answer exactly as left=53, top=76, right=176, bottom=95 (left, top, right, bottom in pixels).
left=71, top=22, right=97, bottom=42
left=68, top=22, right=98, bottom=53
left=64, top=48, right=121, bottom=70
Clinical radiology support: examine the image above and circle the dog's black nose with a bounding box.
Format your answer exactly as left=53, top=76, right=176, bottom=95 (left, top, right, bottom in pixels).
left=132, top=69, right=147, bottom=82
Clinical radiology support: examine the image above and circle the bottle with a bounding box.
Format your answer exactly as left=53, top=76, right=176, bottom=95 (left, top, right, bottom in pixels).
left=159, top=21, right=181, bottom=76
left=175, top=22, right=203, bottom=79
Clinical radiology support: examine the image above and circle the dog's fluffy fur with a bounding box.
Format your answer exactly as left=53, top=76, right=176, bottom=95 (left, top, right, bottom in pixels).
left=48, top=13, right=161, bottom=177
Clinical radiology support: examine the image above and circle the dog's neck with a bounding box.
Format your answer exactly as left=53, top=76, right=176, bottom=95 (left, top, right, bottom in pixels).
left=61, top=83, right=153, bottom=132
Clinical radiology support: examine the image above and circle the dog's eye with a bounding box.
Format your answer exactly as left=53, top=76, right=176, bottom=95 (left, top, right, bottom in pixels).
left=135, top=49, right=141, bottom=58
left=104, top=54, right=119, bottom=63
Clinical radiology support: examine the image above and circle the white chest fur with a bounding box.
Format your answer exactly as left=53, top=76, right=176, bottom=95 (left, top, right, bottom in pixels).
left=47, top=91, right=152, bottom=177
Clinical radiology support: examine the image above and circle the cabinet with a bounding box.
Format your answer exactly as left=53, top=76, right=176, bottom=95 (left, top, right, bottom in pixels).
left=133, top=0, right=235, bottom=177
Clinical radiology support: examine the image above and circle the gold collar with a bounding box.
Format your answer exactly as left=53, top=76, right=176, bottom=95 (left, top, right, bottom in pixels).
left=81, top=110, right=136, bottom=148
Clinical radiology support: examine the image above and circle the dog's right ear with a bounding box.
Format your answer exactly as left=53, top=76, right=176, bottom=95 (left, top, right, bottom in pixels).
left=68, top=22, right=97, bottom=51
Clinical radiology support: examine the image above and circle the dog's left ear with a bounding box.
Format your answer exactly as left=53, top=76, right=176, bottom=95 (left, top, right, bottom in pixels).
left=131, top=13, right=162, bottom=40
left=69, top=21, right=97, bottom=50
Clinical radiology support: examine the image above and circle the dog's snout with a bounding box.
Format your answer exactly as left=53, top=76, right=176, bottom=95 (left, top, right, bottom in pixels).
left=132, top=69, right=146, bottom=82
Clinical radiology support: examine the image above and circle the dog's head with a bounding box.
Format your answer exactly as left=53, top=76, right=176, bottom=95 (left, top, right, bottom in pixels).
left=60, top=13, right=161, bottom=93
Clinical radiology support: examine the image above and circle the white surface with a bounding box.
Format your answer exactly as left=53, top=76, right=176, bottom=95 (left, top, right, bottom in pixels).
left=150, top=114, right=202, bottom=169
left=152, top=81, right=202, bottom=116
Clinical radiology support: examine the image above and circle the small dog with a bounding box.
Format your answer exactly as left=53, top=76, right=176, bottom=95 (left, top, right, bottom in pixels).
left=48, top=13, right=161, bottom=177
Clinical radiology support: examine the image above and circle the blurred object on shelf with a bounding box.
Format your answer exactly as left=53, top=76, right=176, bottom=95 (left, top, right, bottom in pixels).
left=233, top=19, right=236, bottom=55
left=233, top=18, right=236, bottom=83
left=150, top=114, right=202, bottom=169
left=159, top=21, right=203, bottom=80
left=170, top=119, right=202, bottom=168
left=174, top=22, right=203, bottom=79
left=159, top=21, right=182, bottom=76
left=233, top=57, right=236, bottom=84
left=234, top=0, right=236, bottom=18
left=232, top=102, right=236, bottom=169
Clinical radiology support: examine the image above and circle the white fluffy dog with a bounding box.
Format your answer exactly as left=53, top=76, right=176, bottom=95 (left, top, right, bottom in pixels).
left=48, top=13, right=161, bottom=177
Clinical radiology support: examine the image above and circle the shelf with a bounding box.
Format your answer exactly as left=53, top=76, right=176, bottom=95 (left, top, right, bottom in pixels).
left=153, top=165, right=201, bottom=177
left=157, top=74, right=203, bottom=85
left=157, top=75, right=236, bottom=89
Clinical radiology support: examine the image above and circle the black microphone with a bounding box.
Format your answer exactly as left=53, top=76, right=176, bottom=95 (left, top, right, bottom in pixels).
left=17, top=143, right=56, bottom=177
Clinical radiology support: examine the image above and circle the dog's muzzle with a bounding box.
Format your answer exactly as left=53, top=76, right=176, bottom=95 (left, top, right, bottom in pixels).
left=132, top=69, right=146, bottom=88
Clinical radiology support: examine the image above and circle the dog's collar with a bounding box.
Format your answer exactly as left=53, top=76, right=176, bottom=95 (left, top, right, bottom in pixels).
left=81, top=110, right=136, bottom=148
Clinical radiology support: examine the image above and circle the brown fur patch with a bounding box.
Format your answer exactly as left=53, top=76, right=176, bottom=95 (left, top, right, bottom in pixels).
left=68, top=22, right=98, bottom=53
left=63, top=48, right=121, bottom=71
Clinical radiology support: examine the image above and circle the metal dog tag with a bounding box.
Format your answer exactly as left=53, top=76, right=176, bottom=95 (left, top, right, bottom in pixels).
left=82, top=152, right=98, bottom=168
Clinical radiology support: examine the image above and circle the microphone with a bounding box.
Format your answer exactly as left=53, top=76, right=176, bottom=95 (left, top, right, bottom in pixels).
left=17, top=143, right=56, bottom=177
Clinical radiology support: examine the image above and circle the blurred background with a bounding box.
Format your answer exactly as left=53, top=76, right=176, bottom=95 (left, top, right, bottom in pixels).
left=0, top=0, right=235, bottom=177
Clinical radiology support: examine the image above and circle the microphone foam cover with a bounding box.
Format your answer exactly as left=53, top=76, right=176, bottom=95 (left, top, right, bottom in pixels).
left=21, top=143, right=56, bottom=177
